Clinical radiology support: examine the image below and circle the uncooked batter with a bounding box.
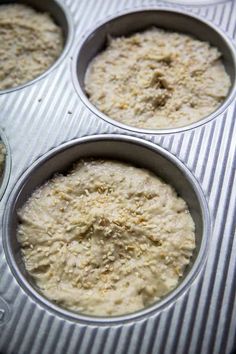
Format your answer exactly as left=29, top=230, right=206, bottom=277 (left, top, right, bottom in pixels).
left=0, top=4, right=63, bottom=90
left=85, top=28, right=230, bottom=129
left=17, top=159, right=195, bottom=316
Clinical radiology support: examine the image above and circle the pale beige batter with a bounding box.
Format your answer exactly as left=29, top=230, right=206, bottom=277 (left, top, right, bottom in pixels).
left=85, top=28, right=231, bottom=129
left=17, top=159, right=195, bottom=316
left=0, top=4, right=63, bottom=90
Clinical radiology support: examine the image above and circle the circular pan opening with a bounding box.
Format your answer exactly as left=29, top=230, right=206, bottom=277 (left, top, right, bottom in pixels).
left=0, top=0, right=73, bottom=94
left=72, top=8, right=236, bottom=135
left=3, top=135, right=210, bottom=324
left=0, top=129, right=11, bottom=200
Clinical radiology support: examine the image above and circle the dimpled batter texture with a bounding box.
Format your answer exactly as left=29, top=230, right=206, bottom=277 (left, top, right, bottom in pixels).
left=85, top=28, right=231, bottom=129
left=0, top=4, right=63, bottom=90
left=17, top=160, right=195, bottom=316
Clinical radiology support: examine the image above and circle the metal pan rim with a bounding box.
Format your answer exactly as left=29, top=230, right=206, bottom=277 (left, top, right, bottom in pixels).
left=3, top=134, right=210, bottom=325
left=72, top=6, right=236, bottom=135
left=163, top=0, right=230, bottom=5
left=0, top=128, right=11, bottom=200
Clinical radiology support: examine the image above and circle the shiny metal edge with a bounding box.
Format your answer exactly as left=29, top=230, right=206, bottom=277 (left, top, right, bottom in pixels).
left=163, top=0, right=231, bottom=5
left=0, top=128, right=11, bottom=201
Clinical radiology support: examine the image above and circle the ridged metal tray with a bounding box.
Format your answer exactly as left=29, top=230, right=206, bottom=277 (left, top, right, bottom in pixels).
left=0, top=0, right=236, bottom=353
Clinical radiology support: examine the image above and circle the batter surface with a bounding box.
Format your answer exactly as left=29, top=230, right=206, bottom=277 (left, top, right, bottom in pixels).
left=17, top=159, right=195, bottom=316
left=0, top=4, right=63, bottom=90
left=85, top=28, right=231, bottom=129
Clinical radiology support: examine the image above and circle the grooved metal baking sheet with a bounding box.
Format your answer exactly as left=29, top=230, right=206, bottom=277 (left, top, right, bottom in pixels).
left=0, top=0, right=236, bottom=354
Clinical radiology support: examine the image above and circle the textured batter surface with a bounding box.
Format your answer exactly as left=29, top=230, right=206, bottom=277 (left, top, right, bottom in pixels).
left=0, top=4, right=63, bottom=90
left=17, top=159, right=195, bottom=316
left=85, top=28, right=231, bottom=129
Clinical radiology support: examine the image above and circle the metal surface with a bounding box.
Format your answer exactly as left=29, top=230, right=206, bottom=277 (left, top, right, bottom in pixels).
left=0, top=129, right=11, bottom=201
left=0, top=0, right=236, bottom=353
left=164, top=1, right=229, bottom=5
left=72, top=7, right=236, bottom=134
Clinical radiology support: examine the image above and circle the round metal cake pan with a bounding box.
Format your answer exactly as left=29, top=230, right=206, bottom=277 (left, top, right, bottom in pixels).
left=0, top=0, right=73, bottom=95
left=0, top=128, right=11, bottom=200
left=72, top=7, right=236, bottom=135
left=3, top=135, right=210, bottom=324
